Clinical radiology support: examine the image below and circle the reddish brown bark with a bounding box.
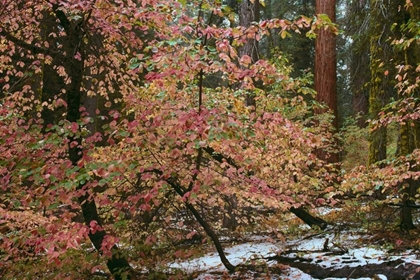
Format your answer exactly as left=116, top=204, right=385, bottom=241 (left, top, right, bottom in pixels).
left=315, top=0, right=337, bottom=124
left=315, top=0, right=338, bottom=163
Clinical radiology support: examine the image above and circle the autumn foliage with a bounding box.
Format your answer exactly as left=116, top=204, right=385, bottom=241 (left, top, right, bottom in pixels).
left=1, top=0, right=419, bottom=279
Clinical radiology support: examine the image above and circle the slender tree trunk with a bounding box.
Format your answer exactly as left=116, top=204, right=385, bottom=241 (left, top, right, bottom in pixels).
left=165, top=177, right=236, bottom=272
left=66, top=53, right=132, bottom=280
left=220, top=0, right=261, bottom=230
left=367, top=0, right=394, bottom=167
left=347, top=0, right=369, bottom=128
left=290, top=207, right=328, bottom=229
left=315, top=0, right=338, bottom=163
left=368, top=36, right=387, bottom=165
left=52, top=7, right=133, bottom=279
left=65, top=43, right=132, bottom=280
left=40, top=11, right=65, bottom=132
left=398, top=121, right=417, bottom=231
left=397, top=122, right=414, bottom=230
left=350, top=9, right=369, bottom=128
left=238, top=0, right=260, bottom=107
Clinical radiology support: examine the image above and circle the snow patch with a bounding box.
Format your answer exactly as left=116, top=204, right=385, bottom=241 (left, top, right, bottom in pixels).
left=169, top=242, right=278, bottom=273
left=168, top=232, right=418, bottom=279
left=285, top=233, right=419, bottom=270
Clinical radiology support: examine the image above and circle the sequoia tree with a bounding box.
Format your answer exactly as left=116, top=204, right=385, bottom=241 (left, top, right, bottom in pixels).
left=314, top=0, right=339, bottom=162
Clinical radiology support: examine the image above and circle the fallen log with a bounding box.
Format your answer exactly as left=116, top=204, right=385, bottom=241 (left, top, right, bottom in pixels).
left=289, top=206, right=328, bottom=229
left=270, top=255, right=420, bottom=279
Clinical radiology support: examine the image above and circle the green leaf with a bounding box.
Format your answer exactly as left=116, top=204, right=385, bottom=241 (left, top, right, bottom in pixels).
left=206, top=45, right=216, bottom=52
left=167, top=40, right=178, bottom=46
left=47, top=202, right=60, bottom=210
left=318, top=13, right=332, bottom=23
left=221, top=5, right=232, bottom=15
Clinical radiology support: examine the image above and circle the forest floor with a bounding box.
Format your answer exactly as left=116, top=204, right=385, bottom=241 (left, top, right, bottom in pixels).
left=167, top=208, right=420, bottom=279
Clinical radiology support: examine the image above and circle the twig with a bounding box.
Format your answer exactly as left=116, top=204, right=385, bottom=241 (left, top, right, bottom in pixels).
left=346, top=268, right=356, bottom=280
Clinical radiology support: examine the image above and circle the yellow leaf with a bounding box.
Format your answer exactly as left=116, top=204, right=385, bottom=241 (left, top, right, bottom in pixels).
left=280, top=30, right=290, bottom=39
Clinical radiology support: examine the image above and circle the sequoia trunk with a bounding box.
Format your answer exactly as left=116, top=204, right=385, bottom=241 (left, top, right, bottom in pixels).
left=315, top=0, right=338, bottom=163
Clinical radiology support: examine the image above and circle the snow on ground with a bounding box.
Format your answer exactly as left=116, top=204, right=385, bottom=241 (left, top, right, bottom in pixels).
left=285, top=233, right=420, bottom=269
left=168, top=233, right=419, bottom=279
left=169, top=241, right=278, bottom=273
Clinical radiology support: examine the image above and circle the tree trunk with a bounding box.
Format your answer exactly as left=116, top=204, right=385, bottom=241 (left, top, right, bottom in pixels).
left=220, top=0, right=261, bottom=230
left=65, top=44, right=132, bottom=280
left=222, top=195, right=239, bottom=230
left=53, top=7, right=132, bottom=279
left=368, top=0, right=418, bottom=230
left=238, top=0, right=260, bottom=108
left=367, top=0, right=397, bottom=167
left=166, top=177, right=236, bottom=272
left=315, top=0, right=338, bottom=163
left=397, top=123, right=415, bottom=231
left=347, top=0, right=369, bottom=128
left=399, top=4, right=420, bottom=231
left=367, top=29, right=387, bottom=166
left=66, top=53, right=132, bottom=280
left=290, top=207, right=328, bottom=229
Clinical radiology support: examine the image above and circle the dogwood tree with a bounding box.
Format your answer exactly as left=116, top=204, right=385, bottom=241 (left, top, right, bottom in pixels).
left=0, top=0, right=337, bottom=278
